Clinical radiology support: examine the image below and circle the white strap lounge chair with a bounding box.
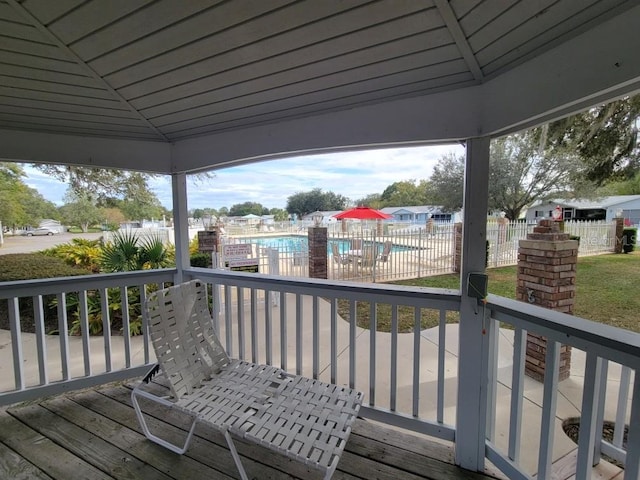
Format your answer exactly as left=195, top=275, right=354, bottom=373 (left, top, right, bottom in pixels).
left=132, top=279, right=363, bottom=480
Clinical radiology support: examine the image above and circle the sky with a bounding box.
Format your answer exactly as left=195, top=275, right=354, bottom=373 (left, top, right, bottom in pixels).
left=22, top=143, right=465, bottom=211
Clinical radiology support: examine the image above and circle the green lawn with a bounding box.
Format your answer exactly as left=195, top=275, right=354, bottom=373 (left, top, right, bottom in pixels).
left=339, top=251, right=640, bottom=333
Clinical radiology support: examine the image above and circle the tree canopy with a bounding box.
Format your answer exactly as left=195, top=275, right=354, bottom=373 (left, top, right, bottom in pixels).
left=429, top=130, right=589, bottom=220
left=228, top=202, right=267, bottom=217
left=286, top=188, right=349, bottom=217
left=546, top=95, right=640, bottom=185
left=0, top=162, right=59, bottom=229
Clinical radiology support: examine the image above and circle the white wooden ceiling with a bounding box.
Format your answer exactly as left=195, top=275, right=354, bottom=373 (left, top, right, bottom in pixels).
left=1, top=0, right=639, bottom=173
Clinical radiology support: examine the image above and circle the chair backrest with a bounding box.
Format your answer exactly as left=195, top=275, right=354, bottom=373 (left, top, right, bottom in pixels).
left=379, top=241, right=392, bottom=261
left=360, top=245, right=376, bottom=268
left=145, top=279, right=230, bottom=399
left=331, top=243, right=341, bottom=263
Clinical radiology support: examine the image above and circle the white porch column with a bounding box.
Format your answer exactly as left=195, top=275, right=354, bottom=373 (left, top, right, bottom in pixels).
left=455, top=136, right=491, bottom=471
left=172, top=173, right=189, bottom=283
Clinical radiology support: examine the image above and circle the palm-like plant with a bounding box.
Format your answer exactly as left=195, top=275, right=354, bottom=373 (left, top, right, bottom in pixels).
left=100, top=230, right=174, bottom=272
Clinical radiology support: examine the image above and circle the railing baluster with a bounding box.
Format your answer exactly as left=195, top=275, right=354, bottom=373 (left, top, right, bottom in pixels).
left=312, top=295, right=319, bottom=379
left=120, top=287, right=131, bottom=369
left=57, top=293, right=70, bottom=380
left=390, top=304, right=398, bottom=412
left=224, top=285, right=233, bottom=357
left=537, top=340, right=560, bottom=479
left=625, top=375, right=640, bottom=479
left=280, top=291, right=287, bottom=371
left=238, top=287, right=245, bottom=360
left=251, top=288, right=258, bottom=363
left=100, top=288, right=112, bottom=372
left=78, top=291, right=92, bottom=377
left=349, top=299, right=356, bottom=389
left=33, top=295, right=49, bottom=385
left=330, top=298, right=337, bottom=384
left=8, top=297, right=24, bottom=390
left=437, top=309, right=446, bottom=424
left=412, top=306, right=420, bottom=417
left=139, top=285, right=149, bottom=364
left=614, top=366, right=631, bottom=447
left=296, top=293, right=303, bottom=375
left=265, top=289, right=272, bottom=365
left=508, top=327, right=526, bottom=462
left=576, top=353, right=603, bottom=479
left=593, top=360, right=608, bottom=465
left=369, top=302, right=376, bottom=407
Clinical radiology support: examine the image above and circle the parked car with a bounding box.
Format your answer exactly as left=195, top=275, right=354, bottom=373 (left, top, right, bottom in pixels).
left=21, top=227, right=58, bottom=236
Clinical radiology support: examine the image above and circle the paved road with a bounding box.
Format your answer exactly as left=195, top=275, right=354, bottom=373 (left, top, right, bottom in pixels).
left=0, top=232, right=104, bottom=255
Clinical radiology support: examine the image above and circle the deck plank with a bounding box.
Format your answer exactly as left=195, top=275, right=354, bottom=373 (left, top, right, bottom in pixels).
left=0, top=441, right=53, bottom=480
left=1, top=382, right=503, bottom=480
left=0, top=409, right=112, bottom=480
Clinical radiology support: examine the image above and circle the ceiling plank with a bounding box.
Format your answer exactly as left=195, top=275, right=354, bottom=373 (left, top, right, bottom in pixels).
left=136, top=27, right=454, bottom=117
left=7, top=0, right=168, bottom=141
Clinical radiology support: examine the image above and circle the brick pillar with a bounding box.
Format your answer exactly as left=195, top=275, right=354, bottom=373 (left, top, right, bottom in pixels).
left=308, top=226, right=328, bottom=279
left=376, top=219, right=384, bottom=236
left=453, top=223, right=462, bottom=273
left=614, top=217, right=624, bottom=254
left=518, top=219, right=578, bottom=382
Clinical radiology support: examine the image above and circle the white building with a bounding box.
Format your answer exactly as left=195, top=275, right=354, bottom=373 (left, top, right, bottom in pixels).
left=526, top=195, right=640, bottom=224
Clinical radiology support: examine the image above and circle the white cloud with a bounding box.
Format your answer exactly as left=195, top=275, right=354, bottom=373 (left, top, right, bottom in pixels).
left=21, top=144, right=465, bottom=210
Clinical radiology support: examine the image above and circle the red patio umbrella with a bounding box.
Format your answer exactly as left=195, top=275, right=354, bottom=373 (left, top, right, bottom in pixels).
left=333, top=206, right=392, bottom=220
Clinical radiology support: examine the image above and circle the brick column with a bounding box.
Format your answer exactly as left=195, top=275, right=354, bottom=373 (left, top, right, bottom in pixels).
left=518, top=219, right=578, bottom=382
left=453, top=222, right=462, bottom=273
left=308, top=226, right=328, bottom=279
left=614, top=217, right=624, bottom=254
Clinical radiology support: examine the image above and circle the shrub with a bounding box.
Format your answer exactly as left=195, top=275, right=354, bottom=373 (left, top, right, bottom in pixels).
left=42, top=238, right=103, bottom=272
left=0, top=254, right=89, bottom=334
left=622, top=227, right=637, bottom=253
left=191, top=252, right=212, bottom=268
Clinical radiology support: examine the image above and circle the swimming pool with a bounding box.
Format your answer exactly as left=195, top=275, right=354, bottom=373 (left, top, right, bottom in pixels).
left=238, top=236, right=411, bottom=254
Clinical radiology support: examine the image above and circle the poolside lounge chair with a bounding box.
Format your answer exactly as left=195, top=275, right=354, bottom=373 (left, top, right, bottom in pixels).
left=132, top=280, right=363, bottom=480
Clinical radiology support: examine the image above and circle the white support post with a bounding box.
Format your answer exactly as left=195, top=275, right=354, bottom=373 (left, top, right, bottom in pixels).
left=172, top=173, right=189, bottom=284
left=455, top=136, right=491, bottom=471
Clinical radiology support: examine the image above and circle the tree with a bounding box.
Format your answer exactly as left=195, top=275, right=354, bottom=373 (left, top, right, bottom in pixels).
left=269, top=208, right=289, bottom=221
left=429, top=130, right=588, bottom=220
left=379, top=180, right=431, bottom=207
left=488, top=131, right=583, bottom=220
left=546, top=94, right=640, bottom=185
left=59, top=191, right=103, bottom=232
left=34, top=165, right=178, bottom=220
left=354, top=193, right=383, bottom=209
left=228, top=202, right=265, bottom=217
left=428, top=153, right=465, bottom=212
left=286, top=188, right=349, bottom=217
left=0, top=162, right=59, bottom=229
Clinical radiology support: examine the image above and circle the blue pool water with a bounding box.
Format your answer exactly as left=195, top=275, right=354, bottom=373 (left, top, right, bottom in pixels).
left=241, top=236, right=410, bottom=255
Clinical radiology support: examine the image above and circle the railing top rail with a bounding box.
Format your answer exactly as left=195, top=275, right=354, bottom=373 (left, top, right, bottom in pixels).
left=184, top=267, right=461, bottom=310
left=487, top=294, right=640, bottom=368
left=0, top=269, right=176, bottom=299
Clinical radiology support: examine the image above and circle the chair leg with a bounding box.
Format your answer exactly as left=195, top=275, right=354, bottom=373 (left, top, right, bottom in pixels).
left=224, top=429, right=249, bottom=480
left=131, top=387, right=197, bottom=454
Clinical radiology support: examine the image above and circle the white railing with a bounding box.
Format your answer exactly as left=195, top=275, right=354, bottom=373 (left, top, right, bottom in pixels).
left=2, top=268, right=638, bottom=479
left=0, top=269, right=175, bottom=405
left=485, top=295, right=640, bottom=480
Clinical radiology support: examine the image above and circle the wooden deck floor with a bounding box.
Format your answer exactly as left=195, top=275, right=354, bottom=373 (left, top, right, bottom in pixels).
left=0, top=381, right=500, bottom=480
